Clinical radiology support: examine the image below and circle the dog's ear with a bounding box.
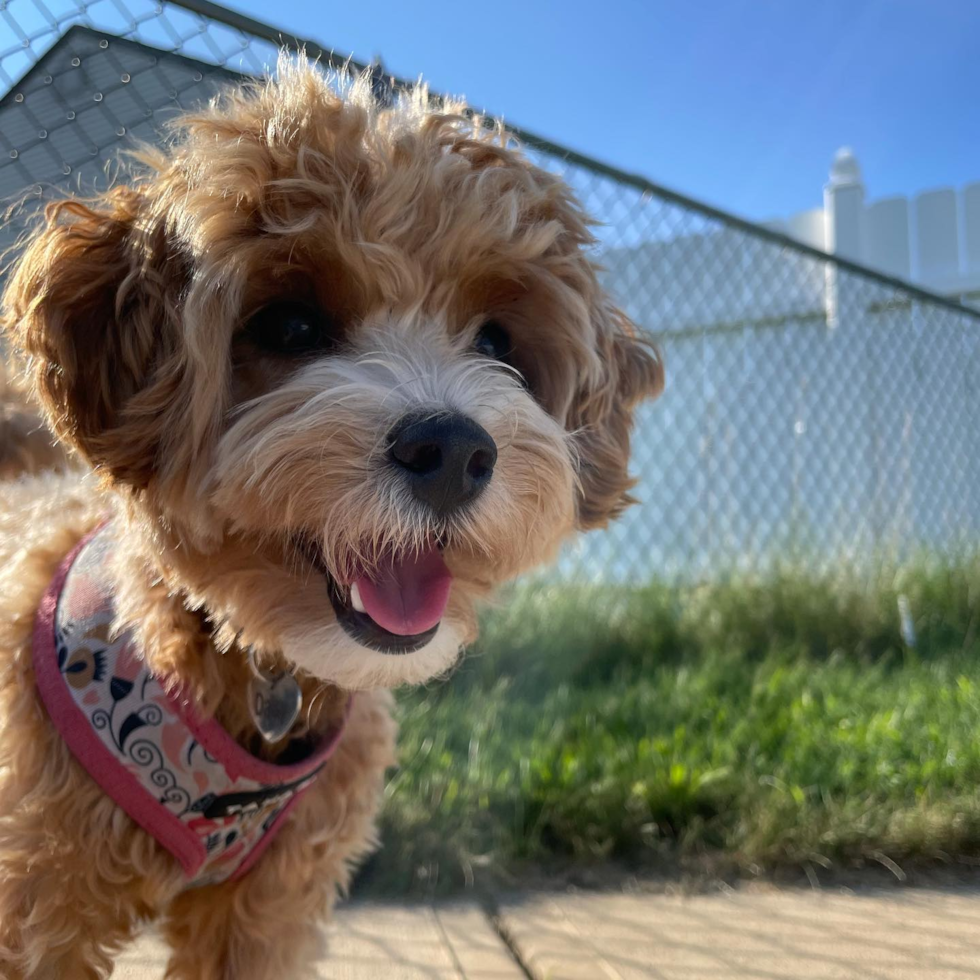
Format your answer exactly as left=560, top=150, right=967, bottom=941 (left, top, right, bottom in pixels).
left=2, top=188, right=183, bottom=486
left=570, top=304, right=664, bottom=530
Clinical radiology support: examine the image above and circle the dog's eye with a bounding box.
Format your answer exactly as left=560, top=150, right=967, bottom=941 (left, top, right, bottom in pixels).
left=245, top=302, right=334, bottom=355
left=473, top=321, right=514, bottom=363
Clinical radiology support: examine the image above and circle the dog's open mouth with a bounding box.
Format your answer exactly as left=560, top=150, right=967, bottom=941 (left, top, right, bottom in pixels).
left=300, top=539, right=452, bottom=654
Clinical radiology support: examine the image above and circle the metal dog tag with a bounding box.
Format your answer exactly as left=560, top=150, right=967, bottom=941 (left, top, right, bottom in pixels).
left=248, top=670, right=302, bottom=743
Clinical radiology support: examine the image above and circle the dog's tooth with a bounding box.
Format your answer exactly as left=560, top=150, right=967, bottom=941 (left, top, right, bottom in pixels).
left=350, top=582, right=366, bottom=614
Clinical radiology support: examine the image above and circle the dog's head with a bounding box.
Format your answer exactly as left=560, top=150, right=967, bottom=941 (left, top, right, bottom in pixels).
left=2, top=62, right=662, bottom=689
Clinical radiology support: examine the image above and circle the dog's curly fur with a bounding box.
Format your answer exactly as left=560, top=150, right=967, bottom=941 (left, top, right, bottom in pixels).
left=0, top=60, right=662, bottom=978
left=0, top=362, right=67, bottom=479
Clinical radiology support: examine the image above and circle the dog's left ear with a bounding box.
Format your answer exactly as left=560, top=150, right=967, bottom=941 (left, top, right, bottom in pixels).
left=570, top=303, right=664, bottom=530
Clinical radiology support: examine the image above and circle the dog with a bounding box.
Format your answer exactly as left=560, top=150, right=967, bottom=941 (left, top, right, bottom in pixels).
left=0, top=60, right=663, bottom=979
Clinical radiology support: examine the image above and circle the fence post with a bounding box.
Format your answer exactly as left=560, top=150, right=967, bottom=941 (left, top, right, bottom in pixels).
left=824, top=148, right=865, bottom=329
left=825, top=147, right=865, bottom=262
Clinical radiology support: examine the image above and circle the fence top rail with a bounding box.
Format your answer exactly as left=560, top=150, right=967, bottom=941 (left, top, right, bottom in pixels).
left=8, top=0, right=980, bottom=324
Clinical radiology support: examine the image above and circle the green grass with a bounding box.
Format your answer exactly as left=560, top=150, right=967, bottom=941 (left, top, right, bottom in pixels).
left=360, top=559, right=980, bottom=894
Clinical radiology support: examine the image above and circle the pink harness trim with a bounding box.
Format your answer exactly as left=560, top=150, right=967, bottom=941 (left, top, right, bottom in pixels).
left=33, top=525, right=347, bottom=887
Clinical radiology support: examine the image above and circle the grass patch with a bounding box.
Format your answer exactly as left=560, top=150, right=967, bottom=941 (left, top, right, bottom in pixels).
left=360, top=560, right=980, bottom=894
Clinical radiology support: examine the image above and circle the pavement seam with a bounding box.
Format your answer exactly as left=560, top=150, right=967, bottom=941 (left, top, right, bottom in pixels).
left=431, top=906, right=471, bottom=980
left=478, top=895, right=537, bottom=980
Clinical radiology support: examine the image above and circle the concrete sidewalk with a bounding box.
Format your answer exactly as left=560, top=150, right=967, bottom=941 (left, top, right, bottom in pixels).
left=116, top=887, right=980, bottom=979
left=116, top=903, right=523, bottom=979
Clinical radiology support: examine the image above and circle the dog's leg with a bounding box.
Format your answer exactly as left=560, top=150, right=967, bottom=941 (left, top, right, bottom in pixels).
left=160, top=864, right=330, bottom=980
left=161, top=690, right=396, bottom=980
left=0, top=752, right=179, bottom=979
left=0, top=846, right=160, bottom=980
left=0, top=618, right=177, bottom=978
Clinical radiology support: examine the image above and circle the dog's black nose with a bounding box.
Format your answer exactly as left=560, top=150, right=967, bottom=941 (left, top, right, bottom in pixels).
left=388, top=412, right=497, bottom=517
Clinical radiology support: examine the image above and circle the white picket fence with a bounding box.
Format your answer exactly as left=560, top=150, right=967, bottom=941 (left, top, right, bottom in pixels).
left=767, top=148, right=980, bottom=308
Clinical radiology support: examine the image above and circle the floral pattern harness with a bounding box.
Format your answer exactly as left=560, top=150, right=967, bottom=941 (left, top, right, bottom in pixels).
left=33, top=525, right=346, bottom=888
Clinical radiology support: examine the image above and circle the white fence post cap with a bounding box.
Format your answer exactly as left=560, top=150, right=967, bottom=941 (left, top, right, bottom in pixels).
left=828, top=147, right=862, bottom=187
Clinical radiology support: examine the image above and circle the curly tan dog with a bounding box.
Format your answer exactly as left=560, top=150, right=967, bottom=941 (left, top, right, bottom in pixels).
left=0, top=61, right=662, bottom=979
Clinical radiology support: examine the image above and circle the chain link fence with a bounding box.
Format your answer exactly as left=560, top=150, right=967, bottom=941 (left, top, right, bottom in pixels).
left=3, top=0, right=980, bottom=593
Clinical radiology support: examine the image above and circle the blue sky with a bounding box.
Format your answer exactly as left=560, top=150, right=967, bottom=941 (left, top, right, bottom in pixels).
left=226, top=0, right=979, bottom=224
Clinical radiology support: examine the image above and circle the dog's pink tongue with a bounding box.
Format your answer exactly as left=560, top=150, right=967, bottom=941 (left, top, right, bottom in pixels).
left=354, top=546, right=452, bottom=636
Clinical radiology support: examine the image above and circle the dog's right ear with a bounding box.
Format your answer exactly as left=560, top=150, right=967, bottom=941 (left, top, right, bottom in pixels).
left=2, top=189, right=181, bottom=486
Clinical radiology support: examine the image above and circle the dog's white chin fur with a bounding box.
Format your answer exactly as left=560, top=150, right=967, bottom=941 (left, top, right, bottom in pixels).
left=281, top=616, right=464, bottom=689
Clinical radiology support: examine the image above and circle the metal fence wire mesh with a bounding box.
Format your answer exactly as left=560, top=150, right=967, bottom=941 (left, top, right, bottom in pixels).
left=3, top=0, right=980, bottom=595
